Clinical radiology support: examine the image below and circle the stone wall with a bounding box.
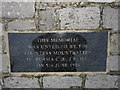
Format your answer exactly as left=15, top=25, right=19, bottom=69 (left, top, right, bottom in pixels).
left=0, top=0, right=120, bottom=89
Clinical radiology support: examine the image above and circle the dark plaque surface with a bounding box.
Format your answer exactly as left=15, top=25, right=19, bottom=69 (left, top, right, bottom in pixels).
left=8, top=32, right=108, bottom=72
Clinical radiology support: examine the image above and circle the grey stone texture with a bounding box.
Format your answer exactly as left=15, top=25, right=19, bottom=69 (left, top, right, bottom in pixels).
left=89, top=0, right=115, bottom=2
left=0, top=20, right=6, bottom=54
left=59, top=7, right=100, bottom=30
left=115, top=0, right=120, bottom=2
left=2, top=2, right=35, bottom=18
left=38, top=10, right=56, bottom=31
left=108, top=56, right=120, bottom=71
left=0, top=36, right=2, bottom=54
left=37, top=0, right=117, bottom=3
left=0, top=22, right=4, bottom=55
left=0, top=58, right=1, bottom=74
left=2, top=36, right=6, bottom=54
left=0, top=21, right=2, bottom=72
left=0, top=77, right=3, bottom=90
left=43, top=76, right=82, bottom=88
left=37, top=0, right=86, bottom=2
left=110, top=32, right=120, bottom=54
left=8, top=19, right=36, bottom=30
left=103, top=6, right=119, bottom=30
left=2, top=54, right=9, bottom=73
left=0, top=23, right=2, bottom=36
left=0, top=85, right=1, bottom=90
left=0, top=22, right=3, bottom=36
left=1, top=1, right=120, bottom=89
left=85, top=74, right=120, bottom=88
left=1, top=0, right=36, bottom=2
left=3, top=77, right=40, bottom=88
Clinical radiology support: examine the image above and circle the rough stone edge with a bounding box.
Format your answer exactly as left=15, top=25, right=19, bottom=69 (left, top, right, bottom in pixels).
left=108, top=31, right=120, bottom=74
left=110, top=31, right=120, bottom=55
left=7, top=19, right=36, bottom=30
left=85, top=74, right=120, bottom=88
left=2, top=76, right=40, bottom=88
left=0, top=2, right=2, bottom=74
left=0, top=0, right=37, bottom=2
left=36, top=0, right=119, bottom=3
left=0, top=0, right=119, bottom=2
left=43, top=76, right=82, bottom=88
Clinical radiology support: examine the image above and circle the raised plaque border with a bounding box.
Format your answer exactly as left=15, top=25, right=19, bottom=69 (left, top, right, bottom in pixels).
left=5, top=30, right=110, bottom=76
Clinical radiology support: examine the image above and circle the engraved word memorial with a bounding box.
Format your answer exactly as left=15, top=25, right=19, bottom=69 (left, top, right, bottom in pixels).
left=8, top=32, right=108, bottom=72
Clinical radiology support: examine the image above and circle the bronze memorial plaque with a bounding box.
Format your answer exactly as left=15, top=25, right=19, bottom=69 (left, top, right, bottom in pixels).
left=8, top=32, right=108, bottom=72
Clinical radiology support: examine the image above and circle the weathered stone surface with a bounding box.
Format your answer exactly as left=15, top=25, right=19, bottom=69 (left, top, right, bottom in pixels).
left=0, top=37, right=2, bottom=54
left=2, top=36, right=6, bottom=54
left=8, top=19, right=36, bottom=30
left=1, top=0, right=36, bottom=2
left=89, top=0, right=115, bottom=2
left=0, top=54, right=2, bottom=73
left=0, top=22, right=4, bottom=36
left=38, top=10, right=56, bottom=30
left=0, top=24, right=2, bottom=73
left=37, top=0, right=87, bottom=2
left=0, top=1, right=1, bottom=17
left=0, top=85, right=1, bottom=90
left=110, top=32, right=120, bottom=54
left=85, top=74, right=120, bottom=88
left=0, top=21, right=6, bottom=37
left=108, top=56, right=120, bottom=71
left=0, top=21, right=6, bottom=53
left=0, top=22, right=3, bottom=54
left=103, top=6, right=119, bottom=30
left=43, top=76, right=82, bottom=88
left=59, top=7, right=100, bottom=30
left=0, top=77, right=3, bottom=90
left=2, top=54, right=9, bottom=73
left=2, top=2, right=35, bottom=18
left=37, top=0, right=117, bottom=2
left=3, top=77, right=40, bottom=88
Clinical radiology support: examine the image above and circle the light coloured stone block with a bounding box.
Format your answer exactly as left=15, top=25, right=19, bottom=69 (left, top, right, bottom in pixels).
left=110, top=32, right=120, bottom=54
left=0, top=36, right=2, bottom=54
left=8, top=19, right=36, bottom=30
left=59, top=7, right=100, bottom=30
left=3, top=77, right=40, bottom=88
left=43, top=76, right=82, bottom=88
left=2, top=2, right=35, bottom=18
left=103, top=6, right=119, bottom=30
left=108, top=56, right=120, bottom=71
left=0, top=54, right=2, bottom=73
left=38, top=10, right=56, bottom=31
left=0, top=3, right=2, bottom=19
left=0, top=25, right=2, bottom=37
left=0, top=22, right=5, bottom=37
left=85, top=74, right=120, bottom=88
left=0, top=29, right=6, bottom=54
left=2, top=54, right=9, bottom=73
